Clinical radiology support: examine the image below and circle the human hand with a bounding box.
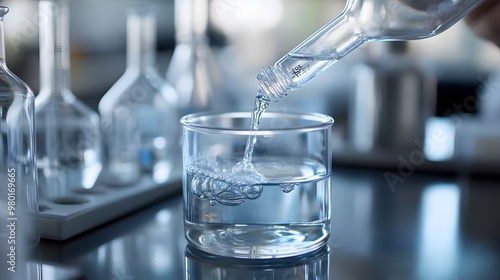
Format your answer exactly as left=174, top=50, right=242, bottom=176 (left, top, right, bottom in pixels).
left=466, top=0, right=500, bottom=48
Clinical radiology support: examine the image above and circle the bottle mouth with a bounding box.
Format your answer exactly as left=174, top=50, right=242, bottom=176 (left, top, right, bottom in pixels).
left=256, top=66, right=288, bottom=102
left=0, top=6, right=9, bottom=18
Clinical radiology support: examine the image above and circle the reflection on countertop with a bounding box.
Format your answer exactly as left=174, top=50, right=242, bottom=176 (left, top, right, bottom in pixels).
left=33, top=167, right=500, bottom=280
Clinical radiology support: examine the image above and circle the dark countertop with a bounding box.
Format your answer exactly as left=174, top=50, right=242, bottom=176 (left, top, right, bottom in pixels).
left=36, top=167, right=500, bottom=280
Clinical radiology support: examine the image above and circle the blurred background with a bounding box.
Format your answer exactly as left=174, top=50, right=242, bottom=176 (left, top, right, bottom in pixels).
left=3, top=0, right=500, bottom=173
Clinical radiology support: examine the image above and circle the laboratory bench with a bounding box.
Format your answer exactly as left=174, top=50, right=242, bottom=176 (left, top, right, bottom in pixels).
left=34, top=166, right=500, bottom=280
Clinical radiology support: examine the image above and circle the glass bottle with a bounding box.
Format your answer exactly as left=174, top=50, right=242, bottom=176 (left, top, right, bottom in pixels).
left=35, top=0, right=102, bottom=198
left=99, top=6, right=178, bottom=185
left=167, top=0, right=229, bottom=115
left=256, top=0, right=486, bottom=102
left=0, top=6, right=39, bottom=278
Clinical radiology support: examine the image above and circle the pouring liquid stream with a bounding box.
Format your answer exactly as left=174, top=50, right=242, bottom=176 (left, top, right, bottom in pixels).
left=232, top=91, right=270, bottom=174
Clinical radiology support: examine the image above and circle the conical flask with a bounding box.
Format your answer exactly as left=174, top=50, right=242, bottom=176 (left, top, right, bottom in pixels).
left=167, top=0, right=229, bottom=115
left=99, top=5, right=178, bottom=185
left=35, top=0, right=102, bottom=199
left=0, top=6, right=40, bottom=279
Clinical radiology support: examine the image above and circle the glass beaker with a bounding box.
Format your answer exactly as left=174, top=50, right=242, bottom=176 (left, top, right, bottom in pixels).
left=181, top=112, right=333, bottom=258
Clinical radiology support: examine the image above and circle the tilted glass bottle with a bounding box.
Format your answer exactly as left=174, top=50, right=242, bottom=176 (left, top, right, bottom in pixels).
left=0, top=6, right=39, bottom=277
left=99, top=6, right=178, bottom=185
left=167, top=0, right=228, bottom=115
left=35, top=0, right=102, bottom=198
left=257, top=0, right=486, bottom=102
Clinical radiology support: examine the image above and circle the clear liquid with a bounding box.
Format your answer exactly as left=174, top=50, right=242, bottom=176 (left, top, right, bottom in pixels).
left=185, top=157, right=330, bottom=258
left=242, top=93, right=270, bottom=164
left=229, top=93, right=270, bottom=183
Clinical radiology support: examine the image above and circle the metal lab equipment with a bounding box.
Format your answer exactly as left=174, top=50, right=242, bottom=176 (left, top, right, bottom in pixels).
left=349, top=42, right=436, bottom=153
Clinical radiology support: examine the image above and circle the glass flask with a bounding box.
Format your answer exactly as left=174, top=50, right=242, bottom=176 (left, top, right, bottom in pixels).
left=256, top=0, right=486, bottom=102
left=99, top=6, right=178, bottom=185
left=0, top=6, right=40, bottom=279
left=35, top=0, right=102, bottom=199
left=166, top=0, right=229, bottom=115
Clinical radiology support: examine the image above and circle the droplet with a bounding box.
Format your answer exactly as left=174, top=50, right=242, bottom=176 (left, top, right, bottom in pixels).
left=209, top=200, right=216, bottom=206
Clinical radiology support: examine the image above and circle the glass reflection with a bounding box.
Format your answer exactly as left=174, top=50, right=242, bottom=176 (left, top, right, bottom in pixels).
left=417, top=183, right=460, bottom=279
left=185, top=245, right=330, bottom=280
left=84, top=202, right=185, bottom=279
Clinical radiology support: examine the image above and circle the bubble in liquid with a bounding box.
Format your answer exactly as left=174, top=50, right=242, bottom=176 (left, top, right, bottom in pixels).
left=280, top=183, right=297, bottom=193
left=190, top=174, right=204, bottom=198
left=242, top=185, right=263, bottom=200
left=190, top=173, right=255, bottom=206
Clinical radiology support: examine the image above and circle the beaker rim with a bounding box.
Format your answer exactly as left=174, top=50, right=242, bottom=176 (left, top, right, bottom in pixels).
left=180, top=111, right=334, bottom=135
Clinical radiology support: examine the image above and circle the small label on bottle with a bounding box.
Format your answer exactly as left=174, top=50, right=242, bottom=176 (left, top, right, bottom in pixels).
left=290, top=64, right=310, bottom=79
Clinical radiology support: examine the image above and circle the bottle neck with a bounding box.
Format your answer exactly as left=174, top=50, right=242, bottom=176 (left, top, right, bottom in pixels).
left=126, top=7, right=157, bottom=72
left=174, top=0, right=208, bottom=44
left=39, top=0, right=72, bottom=99
left=258, top=13, right=366, bottom=102
left=0, top=13, right=6, bottom=64
left=174, top=0, right=192, bottom=43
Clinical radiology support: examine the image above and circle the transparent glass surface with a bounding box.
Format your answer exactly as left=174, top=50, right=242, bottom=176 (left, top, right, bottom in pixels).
left=257, top=0, right=486, bottom=102
left=185, top=244, right=330, bottom=278
left=0, top=6, right=39, bottom=280
left=99, top=6, right=178, bottom=185
left=181, top=112, right=333, bottom=258
left=36, top=0, right=102, bottom=199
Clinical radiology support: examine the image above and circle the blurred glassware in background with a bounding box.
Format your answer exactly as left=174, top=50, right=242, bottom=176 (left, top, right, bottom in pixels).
left=452, top=69, right=500, bottom=173
left=99, top=5, right=178, bottom=186
left=349, top=41, right=436, bottom=153
left=166, top=0, right=230, bottom=115
left=0, top=6, right=40, bottom=279
left=35, top=0, right=102, bottom=199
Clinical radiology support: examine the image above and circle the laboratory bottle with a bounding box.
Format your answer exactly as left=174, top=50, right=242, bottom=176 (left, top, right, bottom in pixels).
left=349, top=41, right=436, bottom=152
left=257, top=0, right=486, bottom=102
left=35, top=0, right=102, bottom=198
left=166, top=0, right=229, bottom=115
left=99, top=6, right=178, bottom=185
left=0, top=6, right=40, bottom=278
